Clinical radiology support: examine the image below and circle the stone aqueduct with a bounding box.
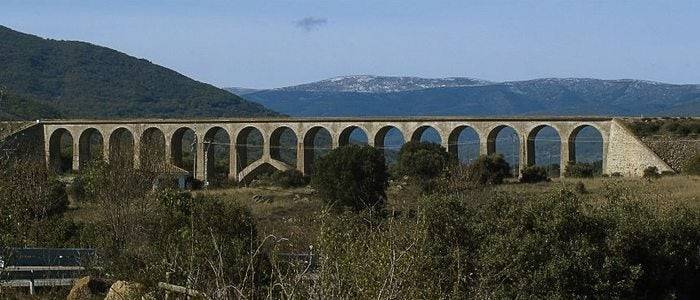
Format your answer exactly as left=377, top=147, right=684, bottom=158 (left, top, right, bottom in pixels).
left=42, top=117, right=672, bottom=182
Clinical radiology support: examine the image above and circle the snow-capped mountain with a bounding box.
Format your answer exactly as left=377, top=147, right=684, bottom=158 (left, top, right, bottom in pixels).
left=225, top=76, right=700, bottom=117
left=274, top=75, right=492, bottom=93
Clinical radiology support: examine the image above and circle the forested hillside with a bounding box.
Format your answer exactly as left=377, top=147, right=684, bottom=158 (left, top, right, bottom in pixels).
left=0, top=25, right=278, bottom=119
left=0, top=88, right=62, bottom=120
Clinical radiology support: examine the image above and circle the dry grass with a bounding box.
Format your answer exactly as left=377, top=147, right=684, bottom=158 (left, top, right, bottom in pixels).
left=67, top=175, right=699, bottom=254
left=197, top=186, right=323, bottom=253
left=494, top=175, right=700, bottom=209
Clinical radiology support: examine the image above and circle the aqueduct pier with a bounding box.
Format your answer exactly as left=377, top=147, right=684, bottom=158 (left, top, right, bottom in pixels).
left=41, top=116, right=672, bottom=182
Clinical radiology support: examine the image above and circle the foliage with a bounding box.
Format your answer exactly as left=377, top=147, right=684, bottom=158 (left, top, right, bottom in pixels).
left=464, top=154, right=511, bottom=185
left=628, top=118, right=700, bottom=137
left=643, top=166, right=661, bottom=179
left=0, top=87, right=62, bottom=120
left=519, top=165, right=549, bottom=183
left=393, top=141, right=453, bottom=180
left=313, top=187, right=700, bottom=298
left=0, top=159, right=77, bottom=248
left=77, top=162, right=269, bottom=297
left=575, top=181, right=587, bottom=194
left=270, top=169, right=309, bottom=188
left=565, top=161, right=600, bottom=178
left=311, top=145, right=388, bottom=212
left=0, top=25, right=277, bottom=119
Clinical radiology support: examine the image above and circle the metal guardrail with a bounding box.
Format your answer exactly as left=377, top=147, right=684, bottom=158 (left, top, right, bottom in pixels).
left=0, top=248, right=95, bottom=295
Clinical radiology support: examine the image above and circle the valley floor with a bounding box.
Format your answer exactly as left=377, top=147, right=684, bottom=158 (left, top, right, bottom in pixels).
left=193, top=175, right=700, bottom=254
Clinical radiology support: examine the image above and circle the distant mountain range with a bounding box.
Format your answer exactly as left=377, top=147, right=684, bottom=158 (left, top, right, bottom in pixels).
left=228, top=75, right=700, bottom=117
left=0, top=25, right=277, bottom=120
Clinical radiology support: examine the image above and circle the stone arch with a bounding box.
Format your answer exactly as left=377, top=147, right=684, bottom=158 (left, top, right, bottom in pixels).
left=338, top=125, right=369, bottom=146
left=48, top=128, right=74, bottom=174
left=374, top=125, right=405, bottom=165
left=109, top=127, right=135, bottom=168
left=203, top=126, right=231, bottom=183
left=568, top=124, right=605, bottom=171
left=170, top=127, right=197, bottom=173
left=410, top=125, right=443, bottom=144
left=140, top=127, right=167, bottom=172
left=486, top=125, right=520, bottom=175
left=526, top=124, right=562, bottom=176
left=448, top=125, right=480, bottom=164
left=78, top=128, right=104, bottom=169
left=235, top=126, right=264, bottom=173
left=238, top=160, right=294, bottom=184
left=270, top=126, right=298, bottom=166
left=302, top=126, right=333, bottom=174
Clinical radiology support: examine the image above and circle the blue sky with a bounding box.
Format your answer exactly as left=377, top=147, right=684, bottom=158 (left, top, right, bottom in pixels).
left=2, top=0, right=699, bottom=88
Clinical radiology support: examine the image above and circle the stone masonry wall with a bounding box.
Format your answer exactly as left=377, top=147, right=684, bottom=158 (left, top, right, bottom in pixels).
left=606, top=119, right=673, bottom=176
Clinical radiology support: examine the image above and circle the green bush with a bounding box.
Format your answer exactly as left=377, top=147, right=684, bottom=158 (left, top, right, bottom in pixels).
left=312, top=145, right=389, bottom=211
left=465, top=154, right=511, bottom=185
left=0, top=159, right=76, bottom=247
left=565, top=161, right=599, bottom=178
left=643, top=166, right=661, bottom=179
left=314, top=188, right=700, bottom=298
left=519, top=165, right=549, bottom=183
left=393, top=141, right=453, bottom=180
left=270, top=169, right=309, bottom=188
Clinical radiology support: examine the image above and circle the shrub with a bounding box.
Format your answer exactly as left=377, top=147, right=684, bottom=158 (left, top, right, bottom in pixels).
left=611, top=172, right=623, bottom=177
left=643, top=166, right=661, bottom=179
left=270, top=169, right=309, bottom=188
left=574, top=181, right=587, bottom=194
left=393, top=141, right=453, bottom=180
left=519, top=165, right=549, bottom=183
left=565, top=161, right=597, bottom=178
left=312, top=145, right=389, bottom=211
left=684, top=153, right=700, bottom=176
left=472, top=189, right=700, bottom=298
left=463, top=154, right=511, bottom=185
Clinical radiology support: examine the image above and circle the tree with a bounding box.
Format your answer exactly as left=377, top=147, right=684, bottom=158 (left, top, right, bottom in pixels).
left=312, top=145, right=388, bottom=211
left=520, top=165, right=549, bottom=183
left=466, top=154, right=512, bottom=185
left=394, top=141, right=453, bottom=180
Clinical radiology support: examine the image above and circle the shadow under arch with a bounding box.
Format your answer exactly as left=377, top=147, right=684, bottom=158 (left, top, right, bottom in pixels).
left=204, top=126, right=231, bottom=182
left=109, top=127, right=135, bottom=168
left=235, top=126, right=264, bottom=173
left=49, top=128, right=74, bottom=174
left=303, top=126, right=332, bottom=174
left=270, top=126, right=298, bottom=166
left=526, top=124, right=562, bottom=176
left=410, top=125, right=442, bottom=144
left=338, top=125, right=369, bottom=146
left=140, top=127, right=167, bottom=172
left=486, top=125, right=520, bottom=174
left=170, top=127, right=197, bottom=174
left=78, top=128, right=104, bottom=169
left=568, top=124, right=604, bottom=165
left=448, top=125, right=480, bottom=164
left=374, top=125, right=405, bottom=165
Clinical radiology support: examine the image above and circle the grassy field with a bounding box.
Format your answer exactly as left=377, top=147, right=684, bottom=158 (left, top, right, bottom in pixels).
left=195, top=175, right=700, bottom=253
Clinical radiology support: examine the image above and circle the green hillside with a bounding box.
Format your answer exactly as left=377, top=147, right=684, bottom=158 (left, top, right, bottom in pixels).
left=0, top=25, right=278, bottom=119
left=0, top=87, right=62, bottom=120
